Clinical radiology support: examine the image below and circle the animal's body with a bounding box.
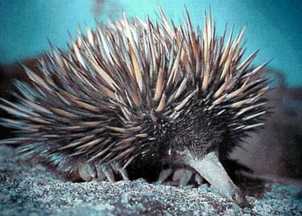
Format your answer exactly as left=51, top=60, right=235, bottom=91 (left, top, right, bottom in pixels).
left=0, top=10, right=268, bottom=204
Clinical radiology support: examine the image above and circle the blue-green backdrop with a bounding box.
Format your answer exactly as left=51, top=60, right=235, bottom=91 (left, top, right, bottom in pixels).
left=0, top=0, right=301, bottom=86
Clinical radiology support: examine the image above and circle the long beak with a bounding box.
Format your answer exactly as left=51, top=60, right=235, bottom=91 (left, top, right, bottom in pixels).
left=184, top=151, right=244, bottom=204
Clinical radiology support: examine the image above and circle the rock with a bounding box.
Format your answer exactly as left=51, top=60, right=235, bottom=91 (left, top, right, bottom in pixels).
left=0, top=146, right=301, bottom=216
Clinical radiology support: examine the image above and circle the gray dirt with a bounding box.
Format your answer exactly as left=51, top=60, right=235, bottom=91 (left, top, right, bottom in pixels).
left=0, top=146, right=301, bottom=216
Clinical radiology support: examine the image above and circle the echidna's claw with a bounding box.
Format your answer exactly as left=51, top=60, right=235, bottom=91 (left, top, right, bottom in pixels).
left=119, top=168, right=129, bottom=180
left=95, top=164, right=105, bottom=181
left=103, top=165, right=116, bottom=182
left=112, top=162, right=129, bottom=180
left=157, top=168, right=173, bottom=183
left=194, top=173, right=204, bottom=185
left=172, top=168, right=193, bottom=186
left=78, top=163, right=97, bottom=181
left=158, top=167, right=202, bottom=186
left=98, top=164, right=115, bottom=182
left=95, top=162, right=129, bottom=182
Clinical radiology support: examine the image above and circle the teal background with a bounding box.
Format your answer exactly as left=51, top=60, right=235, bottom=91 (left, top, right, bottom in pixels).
left=0, top=0, right=301, bottom=86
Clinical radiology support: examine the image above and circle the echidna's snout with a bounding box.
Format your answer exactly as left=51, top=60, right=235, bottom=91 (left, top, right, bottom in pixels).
left=183, top=150, right=244, bottom=204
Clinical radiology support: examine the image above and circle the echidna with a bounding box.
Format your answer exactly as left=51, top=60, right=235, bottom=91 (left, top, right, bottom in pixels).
left=0, top=10, right=268, bottom=203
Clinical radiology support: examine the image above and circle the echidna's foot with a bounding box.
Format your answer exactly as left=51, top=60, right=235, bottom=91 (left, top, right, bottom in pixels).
left=96, top=162, right=129, bottom=182
left=184, top=151, right=246, bottom=205
left=157, top=168, right=173, bottom=183
left=96, top=164, right=115, bottom=182
left=158, top=167, right=204, bottom=186
left=77, top=162, right=97, bottom=181
left=76, top=162, right=129, bottom=182
left=172, top=168, right=194, bottom=186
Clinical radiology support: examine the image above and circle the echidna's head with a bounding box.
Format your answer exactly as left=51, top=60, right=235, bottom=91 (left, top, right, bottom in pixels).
left=149, top=102, right=223, bottom=161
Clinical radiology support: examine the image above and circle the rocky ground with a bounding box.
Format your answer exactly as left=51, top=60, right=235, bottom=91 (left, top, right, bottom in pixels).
left=0, top=146, right=301, bottom=216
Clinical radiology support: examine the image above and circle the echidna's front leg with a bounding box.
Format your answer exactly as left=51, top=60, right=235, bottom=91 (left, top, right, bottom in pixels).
left=158, top=167, right=202, bottom=186
left=76, top=162, right=129, bottom=182
left=172, top=168, right=194, bottom=186
left=97, top=164, right=116, bottom=182
left=184, top=151, right=245, bottom=204
left=157, top=168, right=173, bottom=183
left=77, top=163, right=97, bottom=181
left=96, top=162, right=129, bottom=182
left=112, top=162, right=129, bottom=181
